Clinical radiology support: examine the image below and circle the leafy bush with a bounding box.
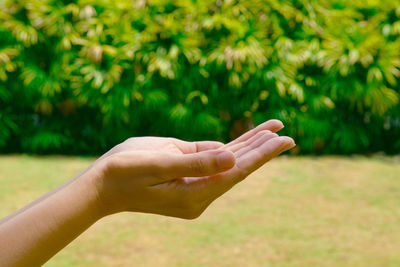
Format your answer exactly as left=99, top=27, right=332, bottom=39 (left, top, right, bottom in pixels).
left=1, top=0, right=400, bottom=154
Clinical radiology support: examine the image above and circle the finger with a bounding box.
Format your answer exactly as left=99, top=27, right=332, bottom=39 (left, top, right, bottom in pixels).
left=234, top=136, right=295, bottom=179
left=226, top=130, right=278, bottom=154
left=150, top=150, right=236, bottom=184
left=170, top=140, right=224, bottom=154
left=194, top=141, right=225, bottom=152
left=234, top=132, right=280, bottom=158
left=187, top=136, right=295, bottom=197
left=225, top=120, right=284, bottom=149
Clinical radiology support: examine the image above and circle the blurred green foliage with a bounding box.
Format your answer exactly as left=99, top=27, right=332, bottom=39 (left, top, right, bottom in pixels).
left=1, top=0, right=400, bottom=154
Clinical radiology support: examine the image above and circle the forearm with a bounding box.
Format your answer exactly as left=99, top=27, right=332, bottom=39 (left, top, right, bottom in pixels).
left=0, top=171, right=103, bottom=267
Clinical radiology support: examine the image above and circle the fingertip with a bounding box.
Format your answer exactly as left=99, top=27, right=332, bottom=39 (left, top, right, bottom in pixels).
left=268, top=119, right=284, bottom=127
left=262, top=119, right=284, bottom=132
left=216, top=150, right=236, bottom=170
left=280, top=136, right=296, bottom=150
left=253, top=130, right=274, bottom=140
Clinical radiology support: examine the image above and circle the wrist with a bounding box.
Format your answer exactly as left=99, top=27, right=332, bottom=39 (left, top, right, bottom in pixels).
left=77, top=166, right=111, bottom=220
left=81, top=159, right=125, bottom=217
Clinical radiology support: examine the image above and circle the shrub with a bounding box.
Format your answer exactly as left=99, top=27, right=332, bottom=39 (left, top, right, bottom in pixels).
left=1, top=0, right=400, bottom=154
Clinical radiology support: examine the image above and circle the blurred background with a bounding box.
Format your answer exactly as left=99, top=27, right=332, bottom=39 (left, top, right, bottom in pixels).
left=1, top=0, right=400, bottom=155
left=1, top=0, right=400, bottom=266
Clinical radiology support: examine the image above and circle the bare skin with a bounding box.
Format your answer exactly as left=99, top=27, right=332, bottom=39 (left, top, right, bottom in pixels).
left=0, top=120, right=295, bottom=267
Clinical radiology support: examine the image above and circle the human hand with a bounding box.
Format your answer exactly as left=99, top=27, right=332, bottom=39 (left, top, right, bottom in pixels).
left=86, top=120, right=295, bottom=219
left=0, top=120, right=294, bottom=267
left=92, top=119, right=286, bottom=162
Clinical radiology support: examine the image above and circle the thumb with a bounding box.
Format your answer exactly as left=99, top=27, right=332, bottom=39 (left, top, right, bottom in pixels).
left=159, top=150, right=236, bottom=180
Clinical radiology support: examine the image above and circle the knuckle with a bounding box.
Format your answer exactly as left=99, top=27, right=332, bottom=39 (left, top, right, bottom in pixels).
left=266, top=132, right=278, bottom=138
left=245, top=130, right=271, bottom=145
left=260, top=130, right=272, bottom=135
left=190, top=157, right=209, bottom=174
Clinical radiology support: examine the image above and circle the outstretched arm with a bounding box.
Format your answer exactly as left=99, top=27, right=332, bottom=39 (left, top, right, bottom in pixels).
left=0, top=120, right=295, bottom=267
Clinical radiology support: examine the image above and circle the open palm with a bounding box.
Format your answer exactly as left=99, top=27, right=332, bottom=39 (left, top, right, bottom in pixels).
left=92, top=119, right=294, bottom=218
left=104, top=120, right=293, bottom=215
left=104, top=120, right=285, bottom=155
left=147, top=120, right=294, bottom=208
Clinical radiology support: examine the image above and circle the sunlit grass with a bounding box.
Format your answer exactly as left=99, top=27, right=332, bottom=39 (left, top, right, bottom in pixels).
left=1, top=155, right=399, bottom=267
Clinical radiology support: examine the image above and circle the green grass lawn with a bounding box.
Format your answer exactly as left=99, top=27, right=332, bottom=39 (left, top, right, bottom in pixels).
left=1, top=155, right=400, bottom=267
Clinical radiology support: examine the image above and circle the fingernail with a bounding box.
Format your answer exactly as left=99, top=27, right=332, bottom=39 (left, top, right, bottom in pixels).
left=280, top=138, right=295, bottom=152
left=217, top=151, right=235, bottom=169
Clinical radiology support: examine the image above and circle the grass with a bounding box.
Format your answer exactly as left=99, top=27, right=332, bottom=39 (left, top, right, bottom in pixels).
left=1, top=155, right=400, bottom=267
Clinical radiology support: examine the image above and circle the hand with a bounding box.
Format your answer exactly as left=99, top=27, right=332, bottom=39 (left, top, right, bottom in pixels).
left=0, top=120, right=295, bottom=267
left=86, top=120, right=295, bottom=219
